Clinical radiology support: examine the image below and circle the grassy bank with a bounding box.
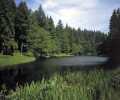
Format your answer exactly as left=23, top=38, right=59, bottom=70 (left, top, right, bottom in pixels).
left=7, top=69, right=120, bottom=100
left=0, top=52, right=35, bottom=67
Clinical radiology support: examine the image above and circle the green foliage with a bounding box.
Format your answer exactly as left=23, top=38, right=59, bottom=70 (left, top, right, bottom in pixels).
left=110, top=9, right=120, bottom=39
left=35, top=5, right=46, bottom=28
left=15, top=1, right=30, bottom=51
left=71, top=43, right=81, bottom=54
left=0, top=1, right=107, bottom=56
left=55, top=20, right=64, bottom=53
left=28, top=14, right=56, bottom=56
left=7, top=39, right=18, bottom=50
left=8, top=70, right=120, bottom=100
left=0, top=0, right=16, bottom=51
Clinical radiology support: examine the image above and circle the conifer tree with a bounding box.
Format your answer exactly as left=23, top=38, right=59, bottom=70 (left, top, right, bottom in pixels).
left=109, top=8, right=120, bottom=64
left=46, top=16, right=58, bottom=53
left=56, top=20, right=64, bottom=52
left=0, top=0, right=16, bottom=55
left=15, top=1, right=29, bottom=53
left=35, top=5, right=46, bottom=28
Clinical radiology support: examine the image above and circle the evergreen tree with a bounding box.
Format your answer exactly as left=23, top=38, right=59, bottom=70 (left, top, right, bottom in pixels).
left=99, top=8, right=120, bottom=65
left=28, top=13, right=53, bottom=57
left=109, top=8, right=120, bottom=64
left=46, top=16, right=58, bottom=53
left=15, top=1, right=29, bottom=54
left=109, top=10, right=119, bottom=39
left=56, top=20, right=64, bottom=53
left=45, top=16, right=54, bottom=32
left=0, top=0, right=16, bottom=55
left=35, top=5, right=46, bottom=28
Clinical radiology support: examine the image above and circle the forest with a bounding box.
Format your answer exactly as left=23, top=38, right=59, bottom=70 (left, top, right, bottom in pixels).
left=0, top=0, right=107, bottom=57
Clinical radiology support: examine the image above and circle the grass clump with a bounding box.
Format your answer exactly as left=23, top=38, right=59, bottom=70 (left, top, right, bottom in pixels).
left=7, top=69, right=120, bottom=100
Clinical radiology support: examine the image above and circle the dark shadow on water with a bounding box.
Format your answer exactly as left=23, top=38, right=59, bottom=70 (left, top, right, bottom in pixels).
left=101, top=58, right=120, bottom=70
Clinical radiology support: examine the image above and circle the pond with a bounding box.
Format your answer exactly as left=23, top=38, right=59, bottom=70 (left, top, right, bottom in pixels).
left=0, top=56, right=108, bottom=90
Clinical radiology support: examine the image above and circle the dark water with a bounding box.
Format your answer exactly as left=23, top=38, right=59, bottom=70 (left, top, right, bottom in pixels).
left=0, top=56, right=108, bottom=90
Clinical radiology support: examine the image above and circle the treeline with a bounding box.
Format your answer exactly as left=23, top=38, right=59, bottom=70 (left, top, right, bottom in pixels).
left=0, top=0, right=106, bottom=56
left=99, top=8, right=120, bottom=65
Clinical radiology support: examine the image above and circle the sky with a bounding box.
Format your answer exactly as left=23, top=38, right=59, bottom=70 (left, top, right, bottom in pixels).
left=16, top=0, right=120, bottom=32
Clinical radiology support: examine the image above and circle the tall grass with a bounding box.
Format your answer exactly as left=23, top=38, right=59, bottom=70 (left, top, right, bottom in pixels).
left=7, top=69, right=120, bottom=100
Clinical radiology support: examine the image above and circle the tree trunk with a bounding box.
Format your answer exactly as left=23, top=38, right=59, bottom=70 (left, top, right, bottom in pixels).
left=21, top=43, right=23, bottom=55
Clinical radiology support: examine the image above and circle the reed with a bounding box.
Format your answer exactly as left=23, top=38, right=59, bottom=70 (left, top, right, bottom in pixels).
left=7, top=69, right=120, bottom=100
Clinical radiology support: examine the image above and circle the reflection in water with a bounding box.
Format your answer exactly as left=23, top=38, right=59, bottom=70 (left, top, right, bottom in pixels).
left=0, top=56, right=108, bottom=90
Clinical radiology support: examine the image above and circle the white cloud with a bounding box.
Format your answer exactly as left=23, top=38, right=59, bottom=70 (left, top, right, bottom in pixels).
left=42, top=0, right=58, bottom=9
left=42, top=0, right=101, bottom=30
left=27, top=0, right=120, bottom=32
left=58, top=8, right=81, bottom=19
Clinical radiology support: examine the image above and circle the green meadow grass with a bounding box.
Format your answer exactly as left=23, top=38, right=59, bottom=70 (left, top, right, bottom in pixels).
left=0, top=52, right=35, bottom=67
left=7, top=69, right=120, bottom=100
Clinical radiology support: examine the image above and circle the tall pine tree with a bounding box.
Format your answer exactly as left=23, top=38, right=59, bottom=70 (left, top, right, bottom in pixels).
left=109, top=8, right=120, bottom=64
left=0, top=0, right=16, bottom=55
left=15, top=1, right=29, bottom=53
left=56, top=20, right=64, bottom=53
left=35, top=5, right=46, bottom=28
